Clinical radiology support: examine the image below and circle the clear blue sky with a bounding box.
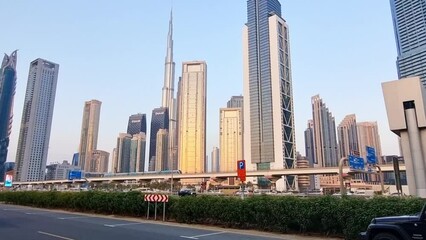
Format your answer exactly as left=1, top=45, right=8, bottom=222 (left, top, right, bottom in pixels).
left=2, top=0, right=399, bottom=166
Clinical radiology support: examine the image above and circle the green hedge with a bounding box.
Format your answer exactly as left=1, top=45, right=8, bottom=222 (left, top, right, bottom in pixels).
left=0, top=191, right=424, bottom=240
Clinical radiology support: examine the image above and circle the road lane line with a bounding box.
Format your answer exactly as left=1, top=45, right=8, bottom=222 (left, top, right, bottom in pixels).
left=37, top=231, right=75, bottom=240
left=26, top=212, right=51, bottom=215
left=180, top=231, right=227, bottom=239
left=104, top=222, right=144, bottom=227
left=58, top=216, right=89, bottom=220
left=3, top=208, right=27, bottom=211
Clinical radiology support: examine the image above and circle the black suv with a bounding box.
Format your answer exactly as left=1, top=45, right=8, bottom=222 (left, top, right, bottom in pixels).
left=178, top=189, right=196, bottom=197
left=359, top=203, right=426, bottom=240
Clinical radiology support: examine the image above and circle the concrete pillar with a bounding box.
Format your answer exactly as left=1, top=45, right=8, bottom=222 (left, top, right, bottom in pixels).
left=404, top=102, right=426, bottom=197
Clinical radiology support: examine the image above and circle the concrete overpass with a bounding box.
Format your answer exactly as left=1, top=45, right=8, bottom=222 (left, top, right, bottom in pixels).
left=6, top=164, right=405, bottom=186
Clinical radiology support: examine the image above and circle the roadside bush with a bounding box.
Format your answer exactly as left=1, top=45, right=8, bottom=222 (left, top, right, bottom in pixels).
left=0, top=191, right=424, bottom=240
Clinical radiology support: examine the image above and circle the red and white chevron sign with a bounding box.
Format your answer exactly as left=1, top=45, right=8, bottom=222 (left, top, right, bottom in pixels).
left=144, top=194, right=169, bottom=202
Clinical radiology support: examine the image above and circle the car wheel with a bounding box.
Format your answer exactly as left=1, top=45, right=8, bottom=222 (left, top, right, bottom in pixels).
left=373, top=233, right=400, bottom=240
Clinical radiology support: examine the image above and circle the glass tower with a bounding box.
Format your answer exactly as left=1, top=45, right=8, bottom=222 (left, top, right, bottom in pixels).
left=0, top=51, right=17, bottom=182
left=390, top=0, right=426, bottom=85
left=148, top=107, right=169, bottom=171
left=127, top=113, right=147, bottom=136
left=243, top=0, right=295, bottom=173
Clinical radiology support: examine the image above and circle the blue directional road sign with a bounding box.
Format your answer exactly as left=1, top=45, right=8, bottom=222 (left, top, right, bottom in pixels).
left=366, top=146, right=377, bottom=165
left=68, top=170, right=82, bottom=180
left=349, top=155, right=365, bottom=171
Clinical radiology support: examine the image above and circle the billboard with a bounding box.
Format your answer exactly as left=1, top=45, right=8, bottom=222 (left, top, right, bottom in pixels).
left=5, top=173, right=13, bottom=187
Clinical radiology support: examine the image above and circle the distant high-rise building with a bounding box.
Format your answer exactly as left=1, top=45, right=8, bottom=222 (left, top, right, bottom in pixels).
left=15, top=58, right=59, bottom=182
left=46, top=160, right=80, bottom=181
left=219, top=108, right=243, bottom=172
left=304, top=120, right=315, bottom=167
left=311, top=95, right=338, bottom=167
left=337, top=114, right=359, bottom=158
left=113, top=133, right=132, bottom=173
left=227, top=96, right=244, bottom=108
left=177, top=61, right=207, bottom=174
left=0, top=51, right=17, bottom=182
left=127, top=113, right=146, bottom=136
left=357, top=122, right=382, bottom=163
left=155, top=129, right=168, bottom=171
left=390, top=0, right=426, bottom=85
left=130, top=132, right=146, bottom=172
left=149, top=107, right=169, bottom=171
left=78, top=99, right=101, bottom=172
left=211, top=147, right=220, bottom=173
left=71, top=153, right=79, bottom=166
left=86, top=150, right=109, bottom=173
left=243, top=0, right=295, bottom=173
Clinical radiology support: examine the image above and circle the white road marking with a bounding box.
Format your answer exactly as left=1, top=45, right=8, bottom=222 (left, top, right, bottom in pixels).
left=180, top=231, right=227, bottom=239
left=25, top=212, right=50, bottom=215
left=58, top=216, right=89, bottom=220
left=37, top=231, right=75, bottom=240
left=104, top=222, right=144, bottom=227
left=3, top=208, right=27, bottom=211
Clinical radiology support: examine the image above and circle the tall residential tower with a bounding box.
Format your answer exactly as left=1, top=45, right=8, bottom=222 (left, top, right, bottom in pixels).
left=177, top=61, right=207, bottom=174
left=390, top=0, right=426, bottom=85
left=243, top=0, right=295, bottom=174
left=15, top=58, right=59, bottom=182
left=0, top=51, right=17, bottom=182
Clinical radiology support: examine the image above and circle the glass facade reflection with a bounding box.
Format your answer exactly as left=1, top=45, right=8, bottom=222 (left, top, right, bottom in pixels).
left=390, top=0, right=426, bottom=85
left=149, top=108, right=169, bottom=171
left=0, top=51, right=17, bottom=182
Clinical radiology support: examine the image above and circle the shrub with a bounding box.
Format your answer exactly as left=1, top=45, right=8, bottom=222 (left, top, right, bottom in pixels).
left=0, top=191, right=424, bottom=240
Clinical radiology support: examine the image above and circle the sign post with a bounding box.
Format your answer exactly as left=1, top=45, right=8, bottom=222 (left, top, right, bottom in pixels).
left=144, top=194, right=169, bottom=221
left=237, top=160, right=246, bottom=199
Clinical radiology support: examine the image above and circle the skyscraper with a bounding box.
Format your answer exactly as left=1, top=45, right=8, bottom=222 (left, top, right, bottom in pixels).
left=87, top=150, right=109, bottom=173
left=177, top=61, right=207, bottom=174
left=155, top=129, right=168, bottom=171
left=304, top=120, right=315, bottom=167
left=219, top=108, right=243, bottom=172
left=113, top=133, right=132, bottom=173
left=211, top=147, right=220, bottom=172
left=243, top=0, right=295, bottom=173
left=78, top=99, right=101, bottom=172
left=227, top=96, right=244, bottom=108
left=337, top=114, right=359, bottom=159
left=71, top=153, right=79, bottom=166
left=357, top=122, right=382, bottom=163
left=127, top=113, right=146, bottom=136
left=130, top=132, right=146, bottom=172
left=311, top=95, right=338, bottom=167
left=15, top=58, right=59, bottom=182
left=149, top=107, right=169, bottom=171
left=0, top=51, right=17, bottom=182
left=161, top=11, right=178, bottom=173
left=390, top=0, right=426, bottom=85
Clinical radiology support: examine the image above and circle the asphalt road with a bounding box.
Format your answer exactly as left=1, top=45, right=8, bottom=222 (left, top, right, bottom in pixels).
left=0, top=203, right=326, bottom=240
